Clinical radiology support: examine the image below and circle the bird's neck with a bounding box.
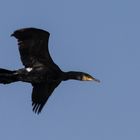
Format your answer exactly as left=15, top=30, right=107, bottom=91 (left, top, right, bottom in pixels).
left=62, top=71, right=82, bottom=81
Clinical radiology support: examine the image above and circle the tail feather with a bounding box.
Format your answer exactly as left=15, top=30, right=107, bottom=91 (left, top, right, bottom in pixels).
left=0, top=68, right=15, bottom=74
left=0, top=68, right=17, bottom=84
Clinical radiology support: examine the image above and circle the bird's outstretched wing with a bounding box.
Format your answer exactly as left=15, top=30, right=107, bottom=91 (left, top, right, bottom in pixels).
left=32, top=81, right=61, bottom=114
left=11, top=27, right=54, bottom=67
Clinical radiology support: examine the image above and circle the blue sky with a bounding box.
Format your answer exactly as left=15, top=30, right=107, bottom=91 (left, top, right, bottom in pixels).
left=0, top=0, right=140, bottom=140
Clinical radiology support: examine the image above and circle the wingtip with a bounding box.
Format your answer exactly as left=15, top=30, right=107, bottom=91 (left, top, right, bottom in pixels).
left=32, top=102, right=44, bottom=114
left=10, top=34, right=14, bottom=37
left=10, top=33, right=14, bottom=37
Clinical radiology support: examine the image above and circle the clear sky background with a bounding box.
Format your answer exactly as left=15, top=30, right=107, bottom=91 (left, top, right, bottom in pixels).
left=0, top=0, right=139, bottom=140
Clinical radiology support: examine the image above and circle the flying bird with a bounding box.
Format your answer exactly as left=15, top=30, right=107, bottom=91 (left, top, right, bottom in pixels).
left=0, top=28, right=100, bottom=114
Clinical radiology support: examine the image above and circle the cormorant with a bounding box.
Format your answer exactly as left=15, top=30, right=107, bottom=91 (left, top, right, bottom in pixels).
left=0, top=28, right=100, bottom=114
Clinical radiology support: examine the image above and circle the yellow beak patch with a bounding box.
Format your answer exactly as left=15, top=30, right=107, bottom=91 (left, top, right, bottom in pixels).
left=82, top=75, right=100, bottom=82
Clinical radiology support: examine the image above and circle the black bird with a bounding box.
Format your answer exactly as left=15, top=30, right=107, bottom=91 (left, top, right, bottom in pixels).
left=0, top=28, right=100, bottom=114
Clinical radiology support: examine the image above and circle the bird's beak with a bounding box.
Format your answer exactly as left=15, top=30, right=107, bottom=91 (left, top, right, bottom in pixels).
left=82, top=75, right=100, bottom=83
left=91, top=77, right=100, bottom=83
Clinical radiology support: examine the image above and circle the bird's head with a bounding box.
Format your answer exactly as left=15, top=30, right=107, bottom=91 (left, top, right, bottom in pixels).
left=65, top=71, right=100, bottom=82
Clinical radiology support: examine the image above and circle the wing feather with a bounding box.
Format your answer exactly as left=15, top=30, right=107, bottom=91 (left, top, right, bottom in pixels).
left=11, top=28, right=54, bottom=67
left=32, top=81, right=61, bottom=114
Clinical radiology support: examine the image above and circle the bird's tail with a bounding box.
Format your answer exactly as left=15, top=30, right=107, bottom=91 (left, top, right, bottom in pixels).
left=0, top=68, right=17, bottom=84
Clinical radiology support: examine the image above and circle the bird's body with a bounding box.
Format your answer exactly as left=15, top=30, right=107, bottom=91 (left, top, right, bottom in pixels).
left=0, top=27, right=100, bottom=114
